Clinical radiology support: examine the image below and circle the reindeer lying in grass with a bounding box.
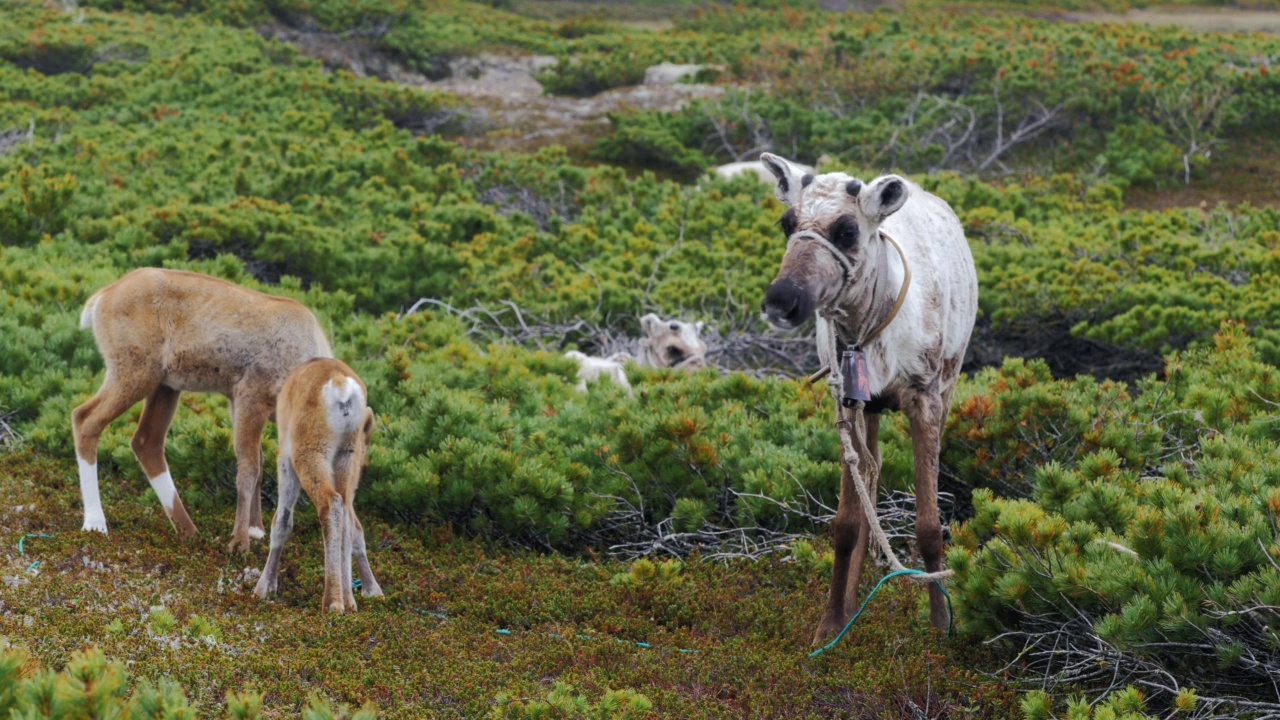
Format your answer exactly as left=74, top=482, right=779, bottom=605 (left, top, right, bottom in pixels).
left=565, top=313, right=709, bottom=393
left=758, top=153, right=978, bottom=640
left=254, top=358, right=382, bottom=613
left=73, top=268, right=333, bottom=553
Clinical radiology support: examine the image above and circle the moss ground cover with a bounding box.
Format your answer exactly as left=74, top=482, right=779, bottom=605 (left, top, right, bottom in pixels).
left=0, top=451, right=1018, bottom=718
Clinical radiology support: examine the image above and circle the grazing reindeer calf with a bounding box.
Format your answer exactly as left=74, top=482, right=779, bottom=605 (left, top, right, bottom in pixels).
left=758, top=153, right=978, bottom=641
left=636, top=313, right=708, bottom=370
left=73, top=268, right=333, bottom=553
left=254, top=358, right=383, bottom=613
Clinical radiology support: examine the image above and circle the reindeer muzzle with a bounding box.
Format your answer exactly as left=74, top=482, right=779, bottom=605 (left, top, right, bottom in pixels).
left=762, top=230, right=851, bottom=329
left=762, top=276, right=815, bottom=328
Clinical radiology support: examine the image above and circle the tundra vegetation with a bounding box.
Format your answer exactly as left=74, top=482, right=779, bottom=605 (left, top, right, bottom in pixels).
left=2, top=0, right=1280, bottom=717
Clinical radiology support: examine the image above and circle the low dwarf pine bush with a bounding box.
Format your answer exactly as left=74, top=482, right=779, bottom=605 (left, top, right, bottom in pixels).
left=0, top=646, right=375, bottom=719
left=950, top=324, right=1280, bottom=715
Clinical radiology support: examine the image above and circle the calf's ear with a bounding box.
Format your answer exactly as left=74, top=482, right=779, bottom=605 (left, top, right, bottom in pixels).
left=861, top=174, right=910, bottom=221
left=759, top=153, right=808, bottom=207
left=639, top=313, right=662, bottom=338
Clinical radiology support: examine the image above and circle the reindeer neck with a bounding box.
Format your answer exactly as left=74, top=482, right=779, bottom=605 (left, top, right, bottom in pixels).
left=635, top=341, right=660, bottom=368
left=828, top=232, right=906, bottom=350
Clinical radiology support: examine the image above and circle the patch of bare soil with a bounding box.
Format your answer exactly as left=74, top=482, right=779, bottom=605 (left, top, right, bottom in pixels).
left=419, top=54, right=725, bottom=154
left=260, top=24, right=726, bottom=155
left=1067, top=5, right=1280, bottom=33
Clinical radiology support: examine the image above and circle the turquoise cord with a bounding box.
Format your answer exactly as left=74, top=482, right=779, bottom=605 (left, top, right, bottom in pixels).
left=414, top=608, right=697, bottom=653
left=17, top=533, right=53, bottom=573
left=17, top=533, right=52, bottom=556
left=809, top=569, right=954, bottom=659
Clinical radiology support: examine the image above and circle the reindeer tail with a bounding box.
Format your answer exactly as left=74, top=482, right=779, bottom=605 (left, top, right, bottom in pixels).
left=79, top=292, right=103, bottom=330
left=322, top=374, right=367, bottom=438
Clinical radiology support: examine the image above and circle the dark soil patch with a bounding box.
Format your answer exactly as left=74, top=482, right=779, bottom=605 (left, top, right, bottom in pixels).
left=964, top=318, right=1166, bottom=384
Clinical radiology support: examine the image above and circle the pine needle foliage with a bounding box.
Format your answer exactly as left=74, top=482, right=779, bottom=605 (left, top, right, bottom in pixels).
left=951, top=324, right=1280, bottom=716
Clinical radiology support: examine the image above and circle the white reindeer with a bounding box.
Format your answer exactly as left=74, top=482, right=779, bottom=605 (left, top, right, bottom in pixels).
left=565, top=313, right=709, bottom=394
left=73, top=268, right=333, bottom=553
left=565, top=350, right=633, bottom=395
left=254, top=358, right=382, bottom=613
left=758, top=153, right=978, bottom=640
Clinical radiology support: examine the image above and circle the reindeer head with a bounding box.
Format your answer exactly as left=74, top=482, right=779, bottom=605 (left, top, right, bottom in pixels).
left=639, top=314, right=708, bottom=369
left=758, top=153, right=909, bottom=329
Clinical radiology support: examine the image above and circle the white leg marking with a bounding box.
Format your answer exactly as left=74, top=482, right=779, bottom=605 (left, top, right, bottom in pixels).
left=78, top=458, right=108, bottom=534
left=148, top=470, right=177, bottom=511
left=247, top=526, right=265, bottom=539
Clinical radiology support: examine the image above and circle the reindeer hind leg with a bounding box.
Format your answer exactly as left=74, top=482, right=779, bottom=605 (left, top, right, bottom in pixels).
left=132, top=385, right=197, bottom=539
left=72, top=374, right=156, bottom=534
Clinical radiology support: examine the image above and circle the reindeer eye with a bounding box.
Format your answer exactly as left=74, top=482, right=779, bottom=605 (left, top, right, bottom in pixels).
left=829, top=215, right=859, bottom=250
left=779, top=209, right=798, bottom=238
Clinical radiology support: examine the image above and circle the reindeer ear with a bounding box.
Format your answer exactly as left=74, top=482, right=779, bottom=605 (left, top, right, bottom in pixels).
left=759, top=152, right=807, bottom=207
left=362, top=407, right=376, bottom=438
left=694, top=321, right=705, bottom=334
left=639, top=313, right=663, bottom=338
left=861, top=175, right=910, bottom=220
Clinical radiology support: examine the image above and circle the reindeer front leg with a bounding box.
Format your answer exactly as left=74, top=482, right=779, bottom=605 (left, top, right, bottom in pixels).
left=351, top=513, right=383, bottom=598
left=909, top=395, right=949, bottom=631
left=814, top=406, right=875, bottom=645
left=254, top=456, right=302, bottom=600
left=841, top=412, right=881, bottom=619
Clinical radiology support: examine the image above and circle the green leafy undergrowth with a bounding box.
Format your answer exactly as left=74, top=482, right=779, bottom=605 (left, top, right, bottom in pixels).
left=7, top=4, right=1280, bottom=377
left=605, top=3, right=1280, bottom=185
left=0, top=644, right=374, bottom=719
left=0, top=451, right=1017, bottom=719
left=949, top=324, right=1280, bottom=714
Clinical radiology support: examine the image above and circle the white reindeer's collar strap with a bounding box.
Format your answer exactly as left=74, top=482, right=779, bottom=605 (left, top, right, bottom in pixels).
left=807, top=230, right=912, bottom=388
left=860, top=230, right=912, bottom=348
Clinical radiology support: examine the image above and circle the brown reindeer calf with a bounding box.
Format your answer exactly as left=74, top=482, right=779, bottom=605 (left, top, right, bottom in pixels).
left=74, top=268, right=333, bottom=552
left=253, top=358, right=383, bottom=613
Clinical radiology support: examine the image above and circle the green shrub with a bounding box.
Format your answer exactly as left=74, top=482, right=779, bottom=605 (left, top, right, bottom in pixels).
left=490, top=681, right=652, bottom=720
left=950, top=324, right=1280, bottom=714
left=0, top=646, right=377, bottom=719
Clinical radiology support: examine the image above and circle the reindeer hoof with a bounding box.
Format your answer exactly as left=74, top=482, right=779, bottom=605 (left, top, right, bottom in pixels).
left=811, top=617, right=846, bottom=647
left=167, top=512, right=198, bottom=540
left=361, top=582, right=384, bottom=598
left=227, top=536, right=252, bottom=555
left=252, top=577, right=271, bottom=600
left=82, top=516, right=109, bottom=534
left=326, top=602, right=345, bottom=615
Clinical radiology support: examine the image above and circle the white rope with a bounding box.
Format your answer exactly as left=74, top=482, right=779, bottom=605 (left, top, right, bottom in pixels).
left=816, top=317, right=953, bottom=585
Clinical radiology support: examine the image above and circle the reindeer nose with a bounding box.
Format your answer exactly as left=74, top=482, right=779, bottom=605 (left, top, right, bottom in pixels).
left=762, top=278, right=814, bottom=328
